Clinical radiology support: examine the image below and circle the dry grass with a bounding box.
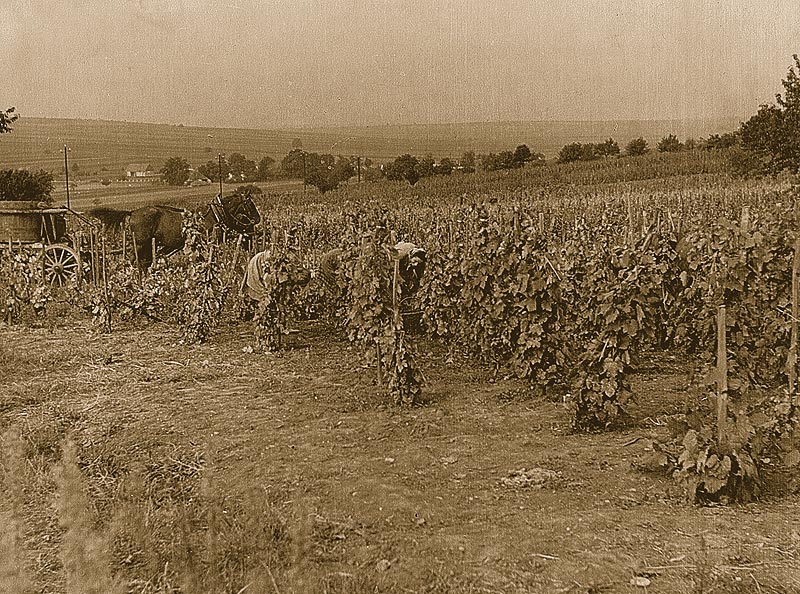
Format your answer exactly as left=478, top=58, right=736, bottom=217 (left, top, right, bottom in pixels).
left=1, top=322, right=799, bottom=594
left=0, top=427, right=35, bottom=594
left=55, top=438, right=124, bottom=594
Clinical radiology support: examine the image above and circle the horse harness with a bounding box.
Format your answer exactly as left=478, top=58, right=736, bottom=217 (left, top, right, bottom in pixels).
left=208, top=193, right=259, bottom=235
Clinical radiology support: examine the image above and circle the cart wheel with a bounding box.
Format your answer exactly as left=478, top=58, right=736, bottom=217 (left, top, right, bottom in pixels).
left=43, top=245, right=80, bottom=287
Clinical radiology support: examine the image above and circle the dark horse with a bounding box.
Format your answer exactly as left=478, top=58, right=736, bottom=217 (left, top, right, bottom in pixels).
left=90, top=190, right=261, bottom=268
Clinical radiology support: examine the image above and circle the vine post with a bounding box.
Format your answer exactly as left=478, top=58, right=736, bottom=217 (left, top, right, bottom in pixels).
left=130, top=230, right=141, bottom=285
left=101, top=235, right=112, bottom=333
left=789, top=239, right=800, bottom=405
left=375, top=339, right=383, bottom=386
left=73, top=230, right=83, bottom=289
left=716, top=305, right=728, bottom=447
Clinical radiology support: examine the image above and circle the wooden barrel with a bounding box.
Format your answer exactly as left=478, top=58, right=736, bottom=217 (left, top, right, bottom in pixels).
left=0, top=200, right=46, bottom=243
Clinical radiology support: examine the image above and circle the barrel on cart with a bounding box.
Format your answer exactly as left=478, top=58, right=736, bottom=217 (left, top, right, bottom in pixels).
left=0, top=200, right=85, bottom=286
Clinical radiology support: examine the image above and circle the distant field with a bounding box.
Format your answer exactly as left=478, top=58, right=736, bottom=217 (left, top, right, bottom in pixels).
left=53, top=178, right=303, bottom=212
left=0, top=116, right=740, bottom=178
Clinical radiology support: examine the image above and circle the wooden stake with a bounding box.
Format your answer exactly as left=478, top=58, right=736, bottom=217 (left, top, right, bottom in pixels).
left=131, top=230, right=141, bottom=285
left=717, top=305, right=728, bottom=447
left=74, top=231, right=83, bottom=288
left=375, top=339, right=383, bottom=387
left=740, top=206, right=750, bottom=234
left=627, top=194, right=635, bottom=244
left=788, top=239, right=800, bottom=405
left=101, top=235, right=112, bottom=333
left=88, top=228, right=97, bottom=285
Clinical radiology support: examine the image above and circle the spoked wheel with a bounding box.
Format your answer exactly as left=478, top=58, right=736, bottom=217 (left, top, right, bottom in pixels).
left=42, top=245, right=80, bottom=287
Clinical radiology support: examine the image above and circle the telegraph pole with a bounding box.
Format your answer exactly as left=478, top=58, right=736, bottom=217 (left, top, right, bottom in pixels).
left=218, top=153, right=224, bottom=197
left=357, top=156, right=361, bottom=183
left=64, top=145, right=70, bottom=209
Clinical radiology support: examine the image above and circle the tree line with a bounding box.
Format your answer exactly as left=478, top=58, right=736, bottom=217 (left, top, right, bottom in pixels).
left=555, top=132, right=741, bottom=164
left=2, top=52, right=799, bottom=202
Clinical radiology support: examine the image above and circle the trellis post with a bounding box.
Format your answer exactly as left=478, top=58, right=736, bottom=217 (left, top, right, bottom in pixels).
left=716, top=305, right=728, bottom=446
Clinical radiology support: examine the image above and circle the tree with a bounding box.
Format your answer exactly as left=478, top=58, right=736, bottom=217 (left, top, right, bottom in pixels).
left=512, top=144, right=532, bottom=165
left=436, top=157, right=454, bottom=175
left=558, top=142, right=596, bottom=163
left=228, top=152, right=257, bottom=182
left=594, top=138, right=620, bottom=157
left=161, top=156, right=191, bottom=186
left=417, top=155, right=436, bottom=178
left=657, top=134, right=683, bottom=153
left=460, top=151, right=476, bottom=173
left=625, top=137, right=649, bottom=156
left=481, top=151, right=517, bottom=171
left=0, top=169, right=54, bottom=201
left=305, top=156, right=353, bottom=194
left=197, top=157, right=230, bottom=182
left=739, top=55, right=800, bottom=175
left=280, top=149, right=306, bottom=179
left=257, top=155, right=276, bottom=180
left=701, top=132, right=739, bottom=150
left=0, top=107, right=18, bottom=135
left=385, top=154, right=420, bottom=185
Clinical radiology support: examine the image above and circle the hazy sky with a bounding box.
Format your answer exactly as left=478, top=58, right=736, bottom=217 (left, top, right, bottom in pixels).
left=2, top=0, right=798, bottom=128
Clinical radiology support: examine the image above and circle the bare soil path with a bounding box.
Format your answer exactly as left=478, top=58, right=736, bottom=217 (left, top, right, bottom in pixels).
left=1, top=320, right=798, bottom=593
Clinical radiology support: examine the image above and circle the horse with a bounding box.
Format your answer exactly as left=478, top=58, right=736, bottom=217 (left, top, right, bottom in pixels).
left=89, top=189, right=261, bottom=268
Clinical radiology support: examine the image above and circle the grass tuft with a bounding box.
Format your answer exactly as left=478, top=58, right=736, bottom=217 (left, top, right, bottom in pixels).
left=54, top=437, right=125, bottom=594
left=0, top=427, right=35, bottom=594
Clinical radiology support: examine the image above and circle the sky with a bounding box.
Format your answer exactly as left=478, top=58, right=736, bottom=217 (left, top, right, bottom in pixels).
left=1, top=0, right=799, bottom=129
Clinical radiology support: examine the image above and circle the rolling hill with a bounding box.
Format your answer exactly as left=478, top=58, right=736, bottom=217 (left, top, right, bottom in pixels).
left=0, top=116, right=741, bottom=178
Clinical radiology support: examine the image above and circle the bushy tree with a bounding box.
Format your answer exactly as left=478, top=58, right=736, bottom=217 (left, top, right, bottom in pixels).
left=257, top=155, right=276, bottom=180
left=657, top=134, right=684, bottom=153
left=436, top=157, right=454, bottom=175
left=0, top=169, right=54, bottom=201
left=460, top=151, right=476, bottom=173
left=739, top=55, right=800, bottom=175
left=417, top=155, right=436, bottom=178
left=701, top=132, right=739, bottom=150
left=228, top=152, right=257, bottom=182
left=280, top=149, right=306, bottom=179
left=385, top=154, right=420, bottom=185
left=197, top=157, right=230, bottom=182
left=160, top=156, right=191, bottom=186
left=0, top=107, right=18, bottom=135
left=558, top=142, right=596, bottom=163
left=482, top=151, right=518, bottom=171
left=595, top=138, right=620, bottom=157
left=625, top=137, right=649, bottom=156
left=305, top=156, right=354, bottom=194
left=512, top=144, right=532, bottom=165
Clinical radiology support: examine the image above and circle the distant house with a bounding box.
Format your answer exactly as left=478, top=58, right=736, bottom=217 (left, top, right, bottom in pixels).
left=125, top=163, right=161, bottom=182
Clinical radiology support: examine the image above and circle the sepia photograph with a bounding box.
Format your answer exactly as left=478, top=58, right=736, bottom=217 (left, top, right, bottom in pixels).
left=1, top=1, right=799, bottom=592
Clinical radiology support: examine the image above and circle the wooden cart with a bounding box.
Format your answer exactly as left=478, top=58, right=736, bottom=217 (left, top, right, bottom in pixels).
left=0, top=200, right=85, bottom=286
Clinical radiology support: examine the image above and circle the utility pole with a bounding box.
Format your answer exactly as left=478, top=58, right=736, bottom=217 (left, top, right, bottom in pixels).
left=357, top=156, right=361, bottom=183
left=218, top=153, right=223, bottom=198
left=64, top=145, right=70, bottom=209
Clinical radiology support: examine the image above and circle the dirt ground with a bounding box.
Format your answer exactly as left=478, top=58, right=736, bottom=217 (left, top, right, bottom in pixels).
left=1, top=319, right=799, bottom=594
